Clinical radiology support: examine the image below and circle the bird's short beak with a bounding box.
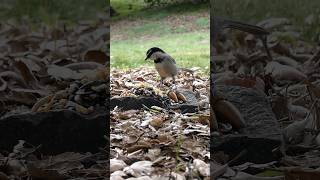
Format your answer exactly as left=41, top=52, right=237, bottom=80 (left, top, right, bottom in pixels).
left=145, top=57, right=149, bottom=60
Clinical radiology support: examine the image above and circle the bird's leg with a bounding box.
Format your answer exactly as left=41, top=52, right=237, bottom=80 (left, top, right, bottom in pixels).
left=172, top=76, right=176, bottom=85
left=160, top=78, right=164, bottom=87
left=171, top=76, right=177, bottom=90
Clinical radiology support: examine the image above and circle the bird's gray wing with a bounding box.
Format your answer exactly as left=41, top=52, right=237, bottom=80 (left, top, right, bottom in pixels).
left=164, top=54, right=176, bottom=64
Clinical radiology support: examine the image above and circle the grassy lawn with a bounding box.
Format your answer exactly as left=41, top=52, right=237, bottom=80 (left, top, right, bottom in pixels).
left=111, top=0, right=210, bottom=72
left=110, top=0, right=145, bottom=17
left=111, top=31, right=209, bottom=71
left=111, top=0, right=209, bottom=20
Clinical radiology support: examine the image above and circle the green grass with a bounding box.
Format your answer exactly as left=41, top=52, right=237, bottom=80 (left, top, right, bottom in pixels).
left=130, top=23, right=172, bottom=37
left=213, top=0, right=320, bottom=41
left=111, top=0, right=210, bottom=72
left=196, top=17, right=210, bottom=27
left=0, top=0, right=107, bottom=25
left=110, top=0, right=145, bottom=17
left=111, top=31, right=210, bottom=72
left=111, top=0, right=209, bottom=20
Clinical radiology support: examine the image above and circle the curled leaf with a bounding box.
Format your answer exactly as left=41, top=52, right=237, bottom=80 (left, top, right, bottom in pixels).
left=13, top=60, right=38, bottom=86
left=214, top=99, right=246, bottom=130
left=265, top=61, right=307, bottom=82
left=0, top=77, right=7, bottom=91
left=176, top=91, right=187, bottom=102
left=84, top=50, right=108, bottom=64
left=167, top=91, right=178, bottom=102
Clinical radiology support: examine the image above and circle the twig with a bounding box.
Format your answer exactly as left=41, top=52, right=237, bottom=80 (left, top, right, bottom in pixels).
left=211, top=149, right=247, bottom=178
left=128, top=132, right=145, bottom=145
left=303, top=98, right=319, bottom=122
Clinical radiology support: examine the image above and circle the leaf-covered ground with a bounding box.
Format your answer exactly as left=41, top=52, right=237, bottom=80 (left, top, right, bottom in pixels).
left=110, top=67, right=210, bottom=179
left=0, top=10, right=109, bottom=179
left=212, top=16, right=320, bottom=179
left=110, top=3, right=211, bottom=178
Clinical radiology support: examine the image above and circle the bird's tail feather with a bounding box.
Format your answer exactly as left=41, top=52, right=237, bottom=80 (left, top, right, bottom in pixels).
left=178, top=67, right=195, bottom=74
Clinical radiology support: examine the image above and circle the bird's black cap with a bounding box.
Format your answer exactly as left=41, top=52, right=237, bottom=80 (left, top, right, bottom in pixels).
left=145, top=47, right=165, bottom=60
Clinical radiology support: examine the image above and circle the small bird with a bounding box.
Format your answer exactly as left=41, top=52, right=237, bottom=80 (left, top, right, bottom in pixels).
left=145, top=47, right=178, bottom=85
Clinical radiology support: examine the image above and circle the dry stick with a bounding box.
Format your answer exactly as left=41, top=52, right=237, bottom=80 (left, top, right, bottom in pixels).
left=31, top=94, right=54, bottom=112
left=306, top=82, right=320, bottom=128
left=292, top=93, right=309, bottom=104
left=307, top=48, right=320, bottom=63
left=303, top=98, right=319, bottom=130
left=307, top=82, right=320, bottom=129
left=278, top=116, right=289, bottom=122
left=132, top=132, right=145, bottom=145
left=275, top=84, right=292, bottom=157
left=211, top=149, right=247, bottom=179
left=307, top=82, right=315, bottom=101
left=21, top=144, right=42, bottom=159
left=275, top=79, right=307, bottom=95
left=285, top=84, right=292, bottom=121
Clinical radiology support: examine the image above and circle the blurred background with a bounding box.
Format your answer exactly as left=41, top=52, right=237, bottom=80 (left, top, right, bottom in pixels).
left=110, top=0, right=210, bottom=72
left=0, top=0, right=107, bottom=26
left=213, top=0, right=320, bottom=42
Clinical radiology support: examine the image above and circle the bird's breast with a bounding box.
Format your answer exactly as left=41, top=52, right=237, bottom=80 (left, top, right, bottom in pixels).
left=155, top=61, right=178, bottom=78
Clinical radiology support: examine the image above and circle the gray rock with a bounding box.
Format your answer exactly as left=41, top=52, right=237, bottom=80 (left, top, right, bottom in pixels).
left=111, top=93, right=199, bottom=113
left=217, top=85, right=280, bottom=139
left=212, top=85, right=282, bottom=164
left=110, top=96, right=164, bottom=110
